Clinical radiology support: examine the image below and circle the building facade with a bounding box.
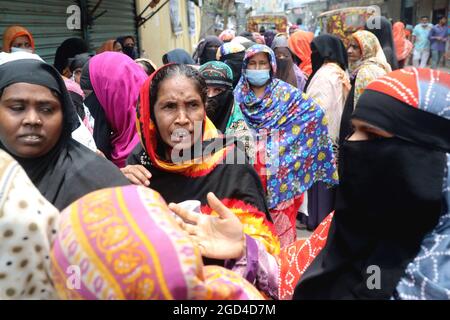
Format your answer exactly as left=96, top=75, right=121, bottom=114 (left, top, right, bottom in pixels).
left=136, top=0, right=201, bottom=68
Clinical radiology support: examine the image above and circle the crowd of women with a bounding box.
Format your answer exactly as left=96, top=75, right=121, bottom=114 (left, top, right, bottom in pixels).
left=0, top=19, right=448, bottom=300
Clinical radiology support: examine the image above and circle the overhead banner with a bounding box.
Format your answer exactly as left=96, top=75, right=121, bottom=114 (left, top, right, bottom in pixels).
left=170, top=0, right=183, bottom=36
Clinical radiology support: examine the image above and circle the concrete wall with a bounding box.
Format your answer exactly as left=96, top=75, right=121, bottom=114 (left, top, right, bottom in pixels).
left=136, top=0, right=201, bottom=68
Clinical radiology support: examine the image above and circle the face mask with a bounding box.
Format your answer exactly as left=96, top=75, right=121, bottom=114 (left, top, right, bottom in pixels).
left=10, top=47, right=33, bottom=53
left=338, top=137, right=445, bottom=236
left=123, top=46, right=138, bottom=59
left=245, top=69, right=271, bottom=87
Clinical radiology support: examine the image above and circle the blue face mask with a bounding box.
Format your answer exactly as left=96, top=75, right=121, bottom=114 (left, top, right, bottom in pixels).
left=245, top=69, right=271, bottom=87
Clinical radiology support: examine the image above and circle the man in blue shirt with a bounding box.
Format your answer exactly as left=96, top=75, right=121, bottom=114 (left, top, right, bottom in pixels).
left=429, top=15, right=448, bottom=69
left=412, top=16, right=433, bottom=67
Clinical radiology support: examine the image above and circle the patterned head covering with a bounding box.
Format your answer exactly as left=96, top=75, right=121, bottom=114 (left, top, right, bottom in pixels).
left=349, top=30, right=392, bottom=108
left=351, top=30, right=391, bottom=74
left=235, top=45, right=338, bottom=210
left=216, top=42, right=246, bottom=61
left=199, top=61, right=233, bottom=89
left=219, top=29, right=235, bottom=42
left=242, top=44, right=277, bottom=75
left=252, top=33, right=266, bottom=45
left=0, top=150, right=59, bottom=300
left=50, top=185, right=264, bottom=300
left=352, top=68, right=450, bottom=300
left=136, top=64, right=230, bottom=177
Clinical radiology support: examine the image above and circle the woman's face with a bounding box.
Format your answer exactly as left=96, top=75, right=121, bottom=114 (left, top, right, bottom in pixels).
left=349, top=119, right=393, bottom=141
left=0, top=83, right=63, bottom=158
left=347, top=38, right=362, bottom=63
left=154, top=75, right=205, bottom=153
left=11, top=36, right=33, bottom=52
left=274, top=47, right=291, bottom=60
left=247, top=52, right=271, bottom=70
left=206, top=86, right=226, bottom=98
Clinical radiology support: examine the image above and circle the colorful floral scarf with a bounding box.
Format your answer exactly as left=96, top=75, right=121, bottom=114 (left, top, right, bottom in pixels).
left=50, top=185, right=264, bottom=300
left=235, top=44, right=339, bottom=209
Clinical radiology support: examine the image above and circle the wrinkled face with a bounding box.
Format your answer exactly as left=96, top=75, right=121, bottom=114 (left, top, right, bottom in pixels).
left=154, top=75, right=205, bottom=152
left=247, top=52, right=271, bottom=70
left=347, top=38, right=362, bottom=63
left=0, top=83, right=63, bottom=158
left=113, top=41, right=123, bottom=52
left=11, top=35, right=32, bottom=52
left=349, top=119, right=394, bottom=141
left=206, top=86, right=226, bottom=98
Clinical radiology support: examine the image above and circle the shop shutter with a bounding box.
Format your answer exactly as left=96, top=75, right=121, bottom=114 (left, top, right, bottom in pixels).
left=0, top=0, right=83, bottom=63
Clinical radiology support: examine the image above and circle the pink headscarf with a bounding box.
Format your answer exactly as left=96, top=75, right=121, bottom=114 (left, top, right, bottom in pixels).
left=89, top=52, right=148, bottom=168
left=63, top=77, right=85, bottom=99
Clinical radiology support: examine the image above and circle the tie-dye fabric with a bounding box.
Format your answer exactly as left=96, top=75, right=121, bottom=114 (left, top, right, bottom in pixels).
left=50, top=185, right=264, bottom=300
left=386, top=68, right=450, bottom=300
left=235, top=44, right=338, bottom=209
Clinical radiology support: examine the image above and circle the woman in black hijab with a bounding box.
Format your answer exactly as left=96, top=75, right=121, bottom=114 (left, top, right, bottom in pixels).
left=193, top=36, right=223, bottom=65
left=53, top=37, right=89, bottom=78
left=301, top=34, right=351, bottom=231
left=116, top=35, right=139, bottom=60
left=0, top=58, right=129, bottom=210
left=294, top=68, right=449, bottom=299
left=305, top=34, right=348, bottom=91
left=365, top=16, right=399, bottom=70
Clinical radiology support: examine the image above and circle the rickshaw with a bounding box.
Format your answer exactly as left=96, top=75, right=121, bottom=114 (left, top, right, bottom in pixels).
left=247, top=14, right=288, bottom=34
left=317, top=7, right=379, bottom=47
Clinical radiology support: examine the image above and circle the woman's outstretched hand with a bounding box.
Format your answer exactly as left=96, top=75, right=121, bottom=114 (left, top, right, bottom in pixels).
left=169, top=192, right=246, bottom=260
left=120, top=165, right=152, bottom=186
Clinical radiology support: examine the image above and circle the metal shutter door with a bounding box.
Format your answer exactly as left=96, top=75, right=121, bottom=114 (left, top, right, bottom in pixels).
left=86, top=0, right=138, bottom=52
left=0, top=0, right=83, bottom=63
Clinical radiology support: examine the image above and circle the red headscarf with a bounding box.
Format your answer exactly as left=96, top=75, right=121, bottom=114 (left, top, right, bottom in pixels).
left=288, top=30, right=314, bottom=77
left=136, top=64, right=222, bottom=175
left=393, top=22, right=413, bottom=61
left=2, top=25, right=35, bottom=53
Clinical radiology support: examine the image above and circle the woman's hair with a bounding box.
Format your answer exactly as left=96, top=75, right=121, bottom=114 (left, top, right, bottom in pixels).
left=150, top=64, right=207, bottom=109
left=137, top=60, right=156, bottom=76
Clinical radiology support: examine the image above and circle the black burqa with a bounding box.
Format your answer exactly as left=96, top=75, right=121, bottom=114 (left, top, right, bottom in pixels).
left=305, top=34, right=348, bottom=91
left=293, top=88, right=448, bottom=300
left=116, top=36, right=139, bottom=60
left=219, top=52, right=245, bottom=88
left=193, top=36, right=223, bottom=65
left=0, top=59, right=129, bottom=210
left=365, top=17, right=399, bottom=70
left=54, top=37, right=89, bottom=74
